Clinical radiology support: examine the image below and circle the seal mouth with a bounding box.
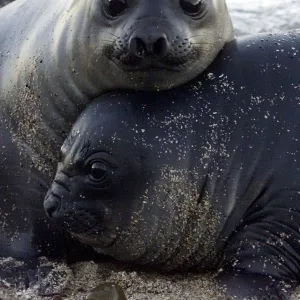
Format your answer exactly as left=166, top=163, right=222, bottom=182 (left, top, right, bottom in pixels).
left=110, top=51, right=196, bottom=72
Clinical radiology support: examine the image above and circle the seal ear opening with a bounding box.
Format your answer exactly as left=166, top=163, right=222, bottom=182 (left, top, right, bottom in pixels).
left=60, top=130, right=78, bottom=160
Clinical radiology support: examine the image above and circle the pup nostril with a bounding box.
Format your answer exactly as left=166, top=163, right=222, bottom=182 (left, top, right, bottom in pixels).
left=44, top=196, right=60, bottom=218
left=129, top=36, right=147, bottom=57
left=153, top=36, right=169, bottom=57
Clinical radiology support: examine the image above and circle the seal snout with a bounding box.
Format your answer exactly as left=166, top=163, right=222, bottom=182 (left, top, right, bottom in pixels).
left=44, top=192, right=61, bottom=218
left=44, top=173, right=70, bottom=219
left=129, top=31, right=169, bottom=58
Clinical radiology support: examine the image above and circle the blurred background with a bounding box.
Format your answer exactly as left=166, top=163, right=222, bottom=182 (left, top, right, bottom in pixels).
left=0, top=0, right=299, bottom=37
left=227, top=0, right=300, bottom=36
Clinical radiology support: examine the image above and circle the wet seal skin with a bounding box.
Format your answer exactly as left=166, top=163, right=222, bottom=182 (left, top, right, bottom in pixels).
left=0, top=0, right=234, bottom=175
left=0, top=0, right=233, bottom=284
left=45, top=30, right=300, bottom=299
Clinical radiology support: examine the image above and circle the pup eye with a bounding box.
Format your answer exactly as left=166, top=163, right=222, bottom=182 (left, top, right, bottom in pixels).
left=180, top=0, right=205, bottom=16
left=89, top=161, right=108, bottom=182
left=104, top=0, right=128, bottom=17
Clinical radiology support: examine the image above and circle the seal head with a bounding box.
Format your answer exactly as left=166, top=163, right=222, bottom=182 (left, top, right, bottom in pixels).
left=67, top=0, right=234, bottom=92
left=44, top=96, right=221, bottom=271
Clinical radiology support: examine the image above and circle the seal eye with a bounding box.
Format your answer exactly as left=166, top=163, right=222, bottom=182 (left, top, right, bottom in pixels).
left=180, top=0, right=205, bottom=17
left=89, top=161, right=108, bottom=182
left=104, top=0, right=128, bottom=17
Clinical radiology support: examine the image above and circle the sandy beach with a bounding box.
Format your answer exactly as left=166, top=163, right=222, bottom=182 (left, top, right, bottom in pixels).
left=0, top=257, right=229, bottom=300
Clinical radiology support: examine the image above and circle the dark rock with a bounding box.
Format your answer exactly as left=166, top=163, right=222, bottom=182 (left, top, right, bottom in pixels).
left=86, top=283, right=127, bottom=300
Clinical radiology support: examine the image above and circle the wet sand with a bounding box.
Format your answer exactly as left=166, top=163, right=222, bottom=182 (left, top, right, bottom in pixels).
left=0, top=258, right=227, bottom=300
left=1, top=257, right=300, bottom=300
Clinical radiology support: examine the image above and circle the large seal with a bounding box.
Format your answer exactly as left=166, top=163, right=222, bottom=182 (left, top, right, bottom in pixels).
left=0, top=0, right=233, bottom=262
left=0, top=0, right=234, bottom=174
left=0, top=0, right=13, bottom=7
left=45, top=30, right=300, bottom=299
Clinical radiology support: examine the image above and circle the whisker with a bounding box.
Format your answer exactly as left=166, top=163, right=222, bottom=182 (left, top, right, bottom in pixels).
left=99, top=39, right=115, bottom=43
left=187, top=34, right=203, bottom=39
left=107, top=32, right=119, bottom=38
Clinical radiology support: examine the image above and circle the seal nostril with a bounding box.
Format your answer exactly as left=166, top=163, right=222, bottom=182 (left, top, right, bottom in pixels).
left=153, top=37, right=169, bottom=57
left=129, top=37, right=147, bottom=57
left=44, top=196, right=60, bottom=218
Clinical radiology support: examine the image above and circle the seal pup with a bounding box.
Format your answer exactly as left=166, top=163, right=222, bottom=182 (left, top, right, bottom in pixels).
left=45, top=30, right=300, bottom=299
left=0, top=0, right=234, bottom=174
left=0, top=0, right=234, bottom=266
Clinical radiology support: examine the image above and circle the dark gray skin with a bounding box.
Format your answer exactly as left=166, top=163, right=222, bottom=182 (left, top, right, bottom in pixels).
left=44, top=30, right=300, bottom=299
left=0, top=0, right=233, bottom=282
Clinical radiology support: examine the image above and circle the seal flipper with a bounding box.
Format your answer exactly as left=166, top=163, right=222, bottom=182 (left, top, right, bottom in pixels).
left=0, top=157, right=66, bottom=261
left=0, top=195, right=66, bottom=290
left=0, top=118, right=66, bottom=289
left=0, top=258, right=53, bottom=291
left=0, top=212, right=66, bottom=292
left=216, top=190, right=300, bottom=299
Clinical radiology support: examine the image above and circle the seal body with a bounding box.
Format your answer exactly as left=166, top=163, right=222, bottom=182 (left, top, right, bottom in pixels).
left=45, top=30, right=300, bottom=298
left=0, top=0, right=233, bottom=263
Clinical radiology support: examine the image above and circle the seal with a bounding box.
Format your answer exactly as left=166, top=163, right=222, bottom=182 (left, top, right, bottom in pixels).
left=45, top=30, right=300, bottom=299
left=0, top=0, right=234, bottom=174
left=0, top=0, right=233, bottom=263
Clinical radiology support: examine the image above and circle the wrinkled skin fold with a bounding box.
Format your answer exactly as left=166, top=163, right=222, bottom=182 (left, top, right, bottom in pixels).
left=45, top=31, right=300, bottom=299
left=0, top=0, right=233, bottom=289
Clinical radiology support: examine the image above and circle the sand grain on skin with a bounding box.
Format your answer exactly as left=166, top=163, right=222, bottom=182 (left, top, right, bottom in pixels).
left=2, top=258, right=300, bottom=299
